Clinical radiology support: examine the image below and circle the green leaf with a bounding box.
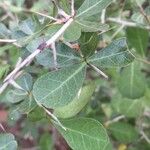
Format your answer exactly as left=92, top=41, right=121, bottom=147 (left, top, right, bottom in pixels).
left=0, top=65, right=9, bottom=79
left=9, top=95, right=36, bottom=119
left=54, top=82, right=96, bottom=118
left=0, top=23, right=11, bottom=38
left=19, top=18, right=35, bottom=35
left=39, top=133, right=53, bottom=150
left=126, top=27, right=149, bottom=56
left=0, top=133, right=17, bottom=150
left=88, top=38, right=134, bottom=68
left=111, top=96, right=143, bottom=118
left=63, top=22, right=81, bottom=42
left=109, top=122, right=138, bottom=143
left=55, top=118, right=110, bottom=150
left=28, top=106, right=45, bottom=122
left=118, top=62, right=146, bottom=99
left=79, top=32, right=99, bottom=58
left=33, top=64, right=86, bottom=108
left=6, top=89, right=27, bottom=103
left=75, top=20, right=109, bottom=32
left=27, top=39, right=80, bottom=68
left=16, top=73, right=33, bottom=92
left=76, top=0, right=112, bottom=19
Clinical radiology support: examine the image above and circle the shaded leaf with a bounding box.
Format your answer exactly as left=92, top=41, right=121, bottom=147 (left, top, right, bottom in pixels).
left=39, top=133, right=54, bottom=150
left=6, top=89, right=27, bottom=103
left=111, top=96, right=143, bottom=118
left=54, top=82, right=96, bottom=118
left=55, top=118, right=110, bottom=150
left=33, top=64, right=86, bottom=108
left=19, top=18, right=35, bottom=35
left=109, top=122, right=138, bottom=143
left=16, top=73, right=33, bottom=92
left=0, top=23, right=11, bottom=38
left=118, top=62, right=146, bottom=99
left=79, top=32, right=99, bottom=57
left=89, top=38, right=134, bottom=68
left=126, top=27, right=149, bottom=56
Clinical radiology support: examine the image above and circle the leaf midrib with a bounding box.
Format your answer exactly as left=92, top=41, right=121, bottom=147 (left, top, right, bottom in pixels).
left=39, top=64, right=85, bottom=102
left=65, top=127, right=108, bottom=143
left=76, top=0, right=104, bottom=18
left=89, top=51, right=129, bottom=62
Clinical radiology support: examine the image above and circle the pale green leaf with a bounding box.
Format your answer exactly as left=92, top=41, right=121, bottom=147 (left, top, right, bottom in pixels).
left=63, top=22, right=81, bottom=42
left=88, top=38, right=134, bottom=68
left=16, top=73, right=33, bottom=91
left=0, top=23, right=11, bottom=38
left=9, top=95, right=37, bottom=118
left=109, top=122, right=138, bottom=143
left=55, top=118, right=110, bottom=150
left=33, top=64, right=86, bottom=108
left=0, top=133, right=17, bottom=150
left=111, top=96, right=143, bottom=118
left=19, top=18, right=35, bottom=35
left=54, top=83, right=96, bottom=118
left=118, top=62, right=146, bottom=99
left=6, top=89, right=27, bottom=103
left=76, top=0, right=112, bottom=19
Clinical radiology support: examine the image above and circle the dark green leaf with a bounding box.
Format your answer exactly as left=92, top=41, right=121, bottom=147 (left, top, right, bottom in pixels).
left=79, top=32, right=99, bottom=57
left=126, top=27, right=149, bottom=56
left=109, top=122, right=138, bottom=143
left=39, top=133, right=53, bottom=150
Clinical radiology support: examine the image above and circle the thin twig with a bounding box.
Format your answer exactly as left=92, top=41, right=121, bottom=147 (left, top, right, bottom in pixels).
left=0, top=39, right=17, bottom=43
left=107, top=17, right=150, bottom=30
left=105, top=115, right=125, bottom=126
left=140, top=130, right=150, bottom=144
left=101, top=9, right=106, bottom=24
left=87, top=63, right=108, bottom=79
left=51, top=42, right=57, bottom=69
left=71, top=0, right=75, bottom=16
left=136, top=1, right=150, bottom=26
left=37, top=103, right=66, bottom=131
left=0, top=17, right=73, bottom=94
